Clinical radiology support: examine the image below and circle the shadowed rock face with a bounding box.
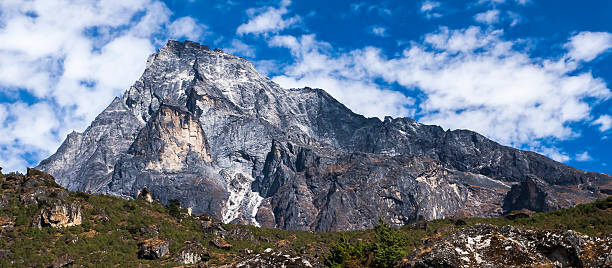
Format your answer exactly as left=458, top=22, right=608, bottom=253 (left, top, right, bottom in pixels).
left=37, top=40, right=612, bottom=231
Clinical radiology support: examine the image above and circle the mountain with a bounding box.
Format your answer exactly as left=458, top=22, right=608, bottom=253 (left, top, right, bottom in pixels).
left=37, top=40, right=612, bottom=232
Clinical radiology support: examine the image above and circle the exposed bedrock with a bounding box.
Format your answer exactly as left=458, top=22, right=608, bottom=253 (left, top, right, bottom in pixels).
left=37, top=40, right=611, bottom=231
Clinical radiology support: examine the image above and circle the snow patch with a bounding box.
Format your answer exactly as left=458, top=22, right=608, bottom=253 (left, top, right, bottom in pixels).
left=221, top=169, right=264, bottom=225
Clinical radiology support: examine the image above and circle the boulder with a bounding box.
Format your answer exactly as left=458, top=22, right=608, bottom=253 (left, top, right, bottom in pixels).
left=48, top=254, right=74, bottom=268
left=210, top=237, right=232, bottom=250
left=0, top=249, right=11, bottom=258
left=138, top=238, right=169, bottom=259
left=503, top=177, right=550, bottom=213
left=174, top=242, right=208, bottom=265
left=0, top=214, right=14, bottom=230
left=20, top=187, right=68, bottom=205
left=0, top=194, right=7, bottom=209
left=32, top=200, right=82, bottom=228
left=139, top=224, right=160, bottom=237
left=231, top=248, right=315, bottom=267
left=137, top=187, right=153, bottom=203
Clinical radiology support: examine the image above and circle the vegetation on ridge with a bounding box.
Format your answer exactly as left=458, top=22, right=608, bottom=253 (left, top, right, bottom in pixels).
left=0, top=168, right=610, bottom=267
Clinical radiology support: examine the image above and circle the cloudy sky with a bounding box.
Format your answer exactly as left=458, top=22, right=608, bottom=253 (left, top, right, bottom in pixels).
left=0, top=0, right=611, bottom=174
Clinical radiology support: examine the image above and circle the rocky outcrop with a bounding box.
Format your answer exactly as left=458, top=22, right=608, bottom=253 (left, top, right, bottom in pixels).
left=32, top=200, right=82, bottom=229
left=503, top=176, right=550, bottom=213
left=0, top=214, right=13, bottom=232
left=230, top=248, right=315, bottom=268
left=138, top=238, right=170, bottom=259
left=174, top=242, right=208, bottom=265
left=37, top=40, right=612, bottom=231
left=401, top=224, right=612, bottom=268
left=137, top=187, right=153, bottom=203
left=50, top=254, right=75, bottom=268
left=0, top=169, right=84, bottom=229
left=0, top=194, right=7, bottom=209
left=210, top=236, right=232, bottom=250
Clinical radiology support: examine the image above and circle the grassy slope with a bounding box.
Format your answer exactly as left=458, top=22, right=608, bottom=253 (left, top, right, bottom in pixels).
left=0, top=171, right=610, bottom=267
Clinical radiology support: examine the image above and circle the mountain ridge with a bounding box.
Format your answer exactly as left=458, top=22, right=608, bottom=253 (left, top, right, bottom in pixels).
left=37, top=40, right=611, bottom=231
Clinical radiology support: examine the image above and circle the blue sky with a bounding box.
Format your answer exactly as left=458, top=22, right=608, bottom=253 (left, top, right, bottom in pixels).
left=0, top=0, right=611, bottom=175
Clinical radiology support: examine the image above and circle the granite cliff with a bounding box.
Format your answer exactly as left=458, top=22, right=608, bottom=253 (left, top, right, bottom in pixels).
left=37, top=40, right=611, bottom=231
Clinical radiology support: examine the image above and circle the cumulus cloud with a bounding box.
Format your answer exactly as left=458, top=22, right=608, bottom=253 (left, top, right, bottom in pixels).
left=575, top=151, right=593, bottom=162
left=476, top=0, right=506, bottom=5
left=474, top=9, right=500, bottom=24
left=268, top=34, right=415, bottom=119
left=593, top=115, right=612, bottom=132
left=225, top=39, right=256, bottom=58
left=236, top=0, right=300, bottom=35
left=265, top=26, right=611, bottom=162
left=474, top=9, right=522, bottom=26
left=168, top=17, right=208, bottom=40
left=370, top=26, right=387, bottom=37
left=0, top=0, right=206, bottom=172
left=420, top=1, right=442, bottom=19
left=476, top=0, right=530, bottom=6
left=536, top=146, right=570, bottom=162
left=354, top=27, right=611, bottom=147
left=565, top=31, right=612, bottom=62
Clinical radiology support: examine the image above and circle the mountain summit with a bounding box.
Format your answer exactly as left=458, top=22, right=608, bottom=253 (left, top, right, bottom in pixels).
left=37, top=40, right=611, bottom=231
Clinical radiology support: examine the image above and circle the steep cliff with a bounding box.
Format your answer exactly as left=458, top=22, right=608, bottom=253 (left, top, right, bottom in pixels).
left=37, top=40, right=611, bottom=231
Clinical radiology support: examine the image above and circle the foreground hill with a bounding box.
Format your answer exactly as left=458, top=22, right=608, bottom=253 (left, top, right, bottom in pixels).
left=37, top=40, right=611, bottom=231
left=0, top=169, right=610, bottom=267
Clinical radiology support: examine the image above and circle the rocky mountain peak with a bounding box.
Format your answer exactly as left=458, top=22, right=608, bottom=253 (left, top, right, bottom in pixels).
left=37, top=40, right=611, bottom=231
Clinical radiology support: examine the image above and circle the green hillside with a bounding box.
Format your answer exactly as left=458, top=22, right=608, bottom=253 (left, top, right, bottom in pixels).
left=0, top=169, right=610, bottom=267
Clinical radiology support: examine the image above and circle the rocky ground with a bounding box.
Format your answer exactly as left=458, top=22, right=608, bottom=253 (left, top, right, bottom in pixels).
left=1, top=168, right=610, bottom=267
left=401, top=224, right=611, bottom=267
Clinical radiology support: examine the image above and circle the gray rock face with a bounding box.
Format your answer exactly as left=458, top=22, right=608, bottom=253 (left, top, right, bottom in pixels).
left=37, top=40, right=612, bottom=231
left=138, top=238, right=170, bottom=260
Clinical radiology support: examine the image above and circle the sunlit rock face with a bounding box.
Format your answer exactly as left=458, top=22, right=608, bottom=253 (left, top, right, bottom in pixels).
left=38, top=40, right=611, bottom=231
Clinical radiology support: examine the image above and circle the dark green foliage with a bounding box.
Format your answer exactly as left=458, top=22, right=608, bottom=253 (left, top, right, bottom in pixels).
left=325, top=235, right=366, bottom=267
left=325, top=218, right=409, bottom=267
left=371, top=218, right=406, bottom=267
left=167, top=199, right=182, bottom=218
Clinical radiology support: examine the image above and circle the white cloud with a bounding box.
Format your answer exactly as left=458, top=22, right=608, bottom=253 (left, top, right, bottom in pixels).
left=168, top=16, right=207, bottom=40
left=477, top=0, right=506, bottom=5
left=474, top=10, right=522, bottom=27
left=421, top=1, right=441, bottom=12
left=593, top=115, right=612, bottom=132
left=354, top=27, right=611, bottom=147
left=268, top=34, right=415, bottom=119
left=0, top=0, right=206, bottom=172
left=420, top=1, right=442, bottom=19
left=565, top=31, right=612, bottom=62
left=536, top=146, right=570, bottom=162
left=264, top=26, right=611, bottom=162
left=370, top=26, right=387, bottom=37
left=506, top=11, right=522, bottom=26
left=575, top=151, right=593, bottom=162
left=474, top=9, right=500, bottom=24
left=225, top=39, right=256, bottom=58
left=236, top=0, right=300, bottom=35
left=350, top=2, right=366, bottom=12
left=476, top=0, right=530, bottom=6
